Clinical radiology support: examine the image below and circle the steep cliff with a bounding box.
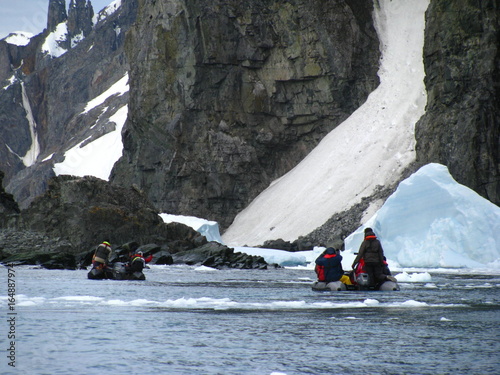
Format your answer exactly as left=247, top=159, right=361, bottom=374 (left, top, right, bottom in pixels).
left=111, top=0, right=380, bottom=229
left=1, top=0, right=498, bottom=250
left=415, top=0, right=499, bottom=205
left=0, top=0, right=138, bottom=208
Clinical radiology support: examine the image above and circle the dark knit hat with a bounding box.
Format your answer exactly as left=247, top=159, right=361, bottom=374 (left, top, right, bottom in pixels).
left=325, top=247, right=336, bottom=254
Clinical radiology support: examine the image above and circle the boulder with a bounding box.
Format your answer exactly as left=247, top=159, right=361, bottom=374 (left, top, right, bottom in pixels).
left=172, top=242, right=271, bottom=269
left=261, top=237, right=315, bottom=252
left=149, top=251, right=173, bottom=265
left=18, top=175, right=207, bottom=254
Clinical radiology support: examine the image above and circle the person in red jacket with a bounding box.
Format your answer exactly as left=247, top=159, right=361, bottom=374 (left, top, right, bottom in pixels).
left=315, top=247, right=344, bottom=283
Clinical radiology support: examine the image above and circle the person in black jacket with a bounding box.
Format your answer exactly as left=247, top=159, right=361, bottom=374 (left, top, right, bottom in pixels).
left=352, top=228, right=397, bottom=286
left=92, top=240, right=112, bottom=270
left=315, top=247, right=344, bottom=283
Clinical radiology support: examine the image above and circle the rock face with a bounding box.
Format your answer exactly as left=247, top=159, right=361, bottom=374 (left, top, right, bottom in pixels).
left=111, top=0, right=380, bottom=229
left=0, top=171, right=20, bottom=228
left=0, top=175, right=270, bottom=270
left=67, top=0, right=94, bottom=39
left=18, top=175, right=207, bottom=252
left=0, top=0, right=138, bottom=209
left=415, top=0, right=500, bottom=206
left=47, top=0, right=68, bottom=32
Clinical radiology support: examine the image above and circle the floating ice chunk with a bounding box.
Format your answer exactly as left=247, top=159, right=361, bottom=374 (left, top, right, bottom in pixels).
left=396, top=271, right=432, bottom=282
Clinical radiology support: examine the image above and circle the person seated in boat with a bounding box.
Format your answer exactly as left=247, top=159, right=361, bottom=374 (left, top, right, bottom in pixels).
left=351, top=228, right=397, bottom=286
left=92, top=240, right=112, bottom=270
left=127, top=251, right=153, bottom=273
left=315, top=247, right=344, bottom=283
left=382, top=256, right=392, bottom=276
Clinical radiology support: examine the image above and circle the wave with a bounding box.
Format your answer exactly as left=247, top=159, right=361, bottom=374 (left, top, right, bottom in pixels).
left=1, top=295, right=465, bottom=310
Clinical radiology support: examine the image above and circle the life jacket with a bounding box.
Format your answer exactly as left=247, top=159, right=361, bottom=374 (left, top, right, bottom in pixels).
left=93, top=243, right=112, bottom=264
left=354, top=258, right=366, bottom=276
left=130, top=254, right=146, bottom=272
left=350, top=258, right=366, bottom=284
left=132, top=255, right=145, bottom=265
left=353, top=258, right=372, bottom=286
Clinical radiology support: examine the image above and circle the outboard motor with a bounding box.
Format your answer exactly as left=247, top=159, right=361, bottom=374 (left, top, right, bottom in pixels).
left=356, top=273, right=371, bottom=287
left=112, top=262, right=127, bottom=280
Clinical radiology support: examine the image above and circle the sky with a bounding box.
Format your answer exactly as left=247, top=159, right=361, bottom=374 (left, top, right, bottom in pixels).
left=0, top=0, right=112, bottom=39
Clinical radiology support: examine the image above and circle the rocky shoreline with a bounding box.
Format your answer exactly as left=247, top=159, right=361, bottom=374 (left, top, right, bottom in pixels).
left=0, top=173, right=274, bottom=270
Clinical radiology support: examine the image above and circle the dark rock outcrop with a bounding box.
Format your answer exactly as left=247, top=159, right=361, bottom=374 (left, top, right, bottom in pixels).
left=0, top=229, right=75, bottom=268
left=111, top=0, right=380, bottom=229
left=47, top=0, right=68, bottom=32
left=0, top=173, right=269, bottom=270
left=415, top=0, right=500, bottom=206
left=172, top=242, right=271, bottom=269
left=0, top=171, right=20, bottom=226
left=67, top=0, right=94, bottom=38
left=17, top=175, right=208, bottom=253
left=261, top=238, right=315, bottom=252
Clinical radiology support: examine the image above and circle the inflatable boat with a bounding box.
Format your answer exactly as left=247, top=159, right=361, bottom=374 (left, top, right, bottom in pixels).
left=312, top=271, right=400, bottom=291
left=312, top=279, right=400, bottom=291
left=87, top=262, right=146, bottom=280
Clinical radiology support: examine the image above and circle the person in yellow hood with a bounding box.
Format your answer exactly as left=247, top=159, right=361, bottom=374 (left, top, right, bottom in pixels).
left=92, top=240, right=112, bottom=270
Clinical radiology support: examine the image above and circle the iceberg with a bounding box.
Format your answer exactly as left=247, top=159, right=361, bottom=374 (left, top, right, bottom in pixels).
left=344, top=163, right=500, bottom=268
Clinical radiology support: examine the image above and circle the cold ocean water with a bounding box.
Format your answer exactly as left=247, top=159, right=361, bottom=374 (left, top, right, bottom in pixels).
left=1, top=265, right=499, bottom=375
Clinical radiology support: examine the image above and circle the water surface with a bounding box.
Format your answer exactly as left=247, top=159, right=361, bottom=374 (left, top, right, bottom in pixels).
left=1, top=266, right=499, bottom=374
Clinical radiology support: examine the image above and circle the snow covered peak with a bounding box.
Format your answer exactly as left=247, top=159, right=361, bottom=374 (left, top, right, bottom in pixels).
left=41, top=22, right=69, bottom=58
left=93, top=0, right=122, bottom=25
left=3, top=31, right=34, bottom=46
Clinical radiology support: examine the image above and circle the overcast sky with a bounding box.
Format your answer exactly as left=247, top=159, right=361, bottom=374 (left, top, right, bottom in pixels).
left=0, top=0, right=112, bottom=39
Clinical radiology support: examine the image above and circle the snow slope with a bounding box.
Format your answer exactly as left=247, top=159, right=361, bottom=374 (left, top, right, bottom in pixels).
left=222, top=0, right=430, bottom=246
left=53, top=74, right=129, bottom=180
left=41, top=22, right=69, bottom=58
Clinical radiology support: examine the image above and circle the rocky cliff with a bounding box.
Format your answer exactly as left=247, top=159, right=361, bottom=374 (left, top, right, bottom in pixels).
left=17, top=174, right=205, bottom=252
left=415, top=0, right=499, bottom=205
left=0, top=171, right=20, bottom=228
left=0, top=0, right=498, bottom=251
left=111, top=0, right=380, bottom=229
left=0, top=174, right=270, bottom=270
left=0, top=0, right=137, bottom=208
